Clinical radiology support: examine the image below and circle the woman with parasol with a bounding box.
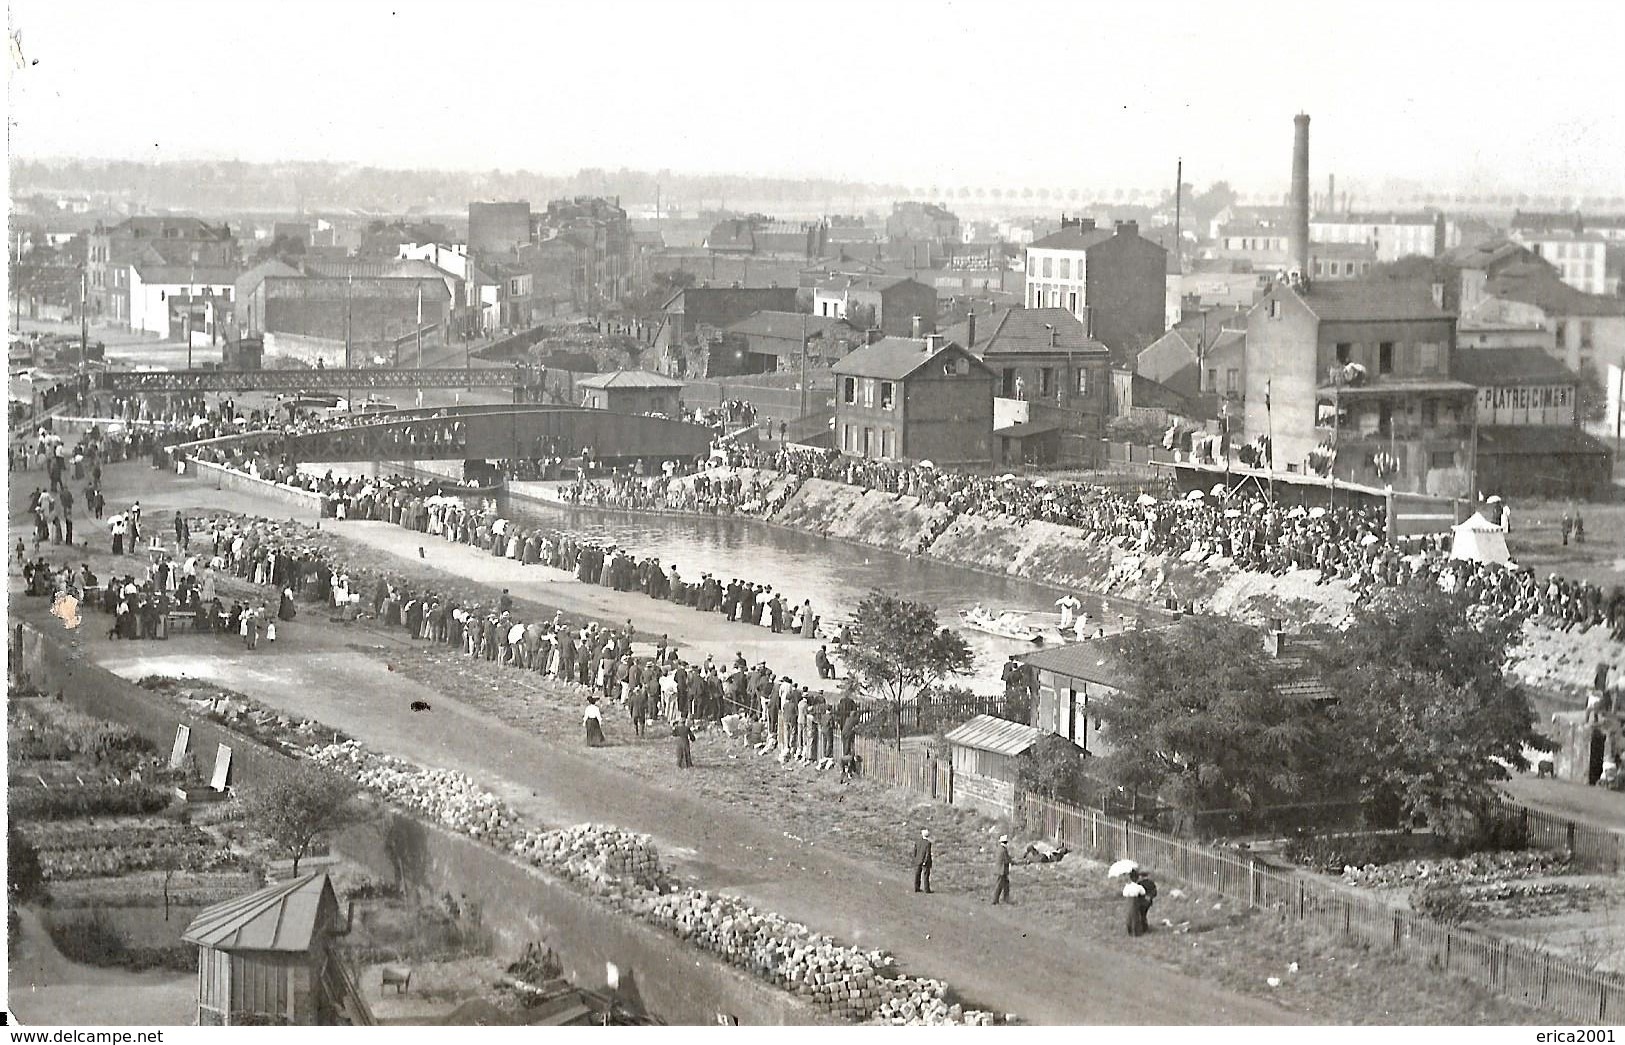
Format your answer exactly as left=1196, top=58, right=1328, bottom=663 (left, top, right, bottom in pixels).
left=1110, top=860, right=1156, bottom=936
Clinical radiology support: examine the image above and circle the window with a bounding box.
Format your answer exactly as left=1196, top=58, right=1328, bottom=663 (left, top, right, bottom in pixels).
left=842, top=377, right=856, bottom=404
left=1059, top=258, right=1071, bottom=278
left=1429, top=450, right=1457, bottom=469
left=1002, top=368, right=1017, bottom=397
left=880, top=381, right=895, bottom=410
left=943, top=359, right=961, bottom=376
left=1378, top=342, right=1394, bottom=375
left=1345, top=262, right=1356, bottom=276
left=1039, top=367, right=1053, bottom=397
left=1335, top=342, right=1352, bottom=365
left=862, top=379, right=875, bottom=408
left=1068, top=291, right=1078, bottom=313
left=1421, top=399, right=1438, bottom=427
left=1075, top=369, right=1088, bottom=395
left=1042, top=257, right=1053, bottom=278
left=881, top=428, right=895, bottom=458
left=1226, top=369, right=1239, bottom=394
left=1556, top=321, right=1569, bottom=345
left=1268, top=299, right=1282, bottom=319
left=1417, top=343, right=1440, bottom=372
left=1206, top=368, right=1218, bottom=391
left=843, top=424, right=854, bottom=451
left=1581, top=321, right=1595, bottom=350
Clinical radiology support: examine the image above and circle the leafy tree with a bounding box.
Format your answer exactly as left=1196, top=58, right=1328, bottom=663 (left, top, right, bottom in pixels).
left=843, top=591, right=973, bottom=748
left=1018, top=733, right=1086, bottom=803
left=1092, top=619, right=1331, bottom=816
left=240, top=760, right=361, bottom=875
left=1576, top=363, right=1608, bottom=424
left=845, top=301, right=877, bottom=331
left=1314, top=588, right=1545, bottom=845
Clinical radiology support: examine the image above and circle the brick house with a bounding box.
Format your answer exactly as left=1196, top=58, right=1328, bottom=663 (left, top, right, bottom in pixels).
left=1024, top=219, right=1167, bottom=356
left=811, top=275, right=937, bottom=337
left=832, top=334, right=995, bottom=466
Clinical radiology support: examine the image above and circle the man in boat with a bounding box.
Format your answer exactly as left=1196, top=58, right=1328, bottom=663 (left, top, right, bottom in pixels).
left=1055, top=594, right=1082, bottom=629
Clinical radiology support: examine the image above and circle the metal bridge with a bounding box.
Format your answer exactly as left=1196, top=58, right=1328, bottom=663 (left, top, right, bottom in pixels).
left=100, top=365, right=538, bottom=396
left=178, top=405, right=715, bottom=464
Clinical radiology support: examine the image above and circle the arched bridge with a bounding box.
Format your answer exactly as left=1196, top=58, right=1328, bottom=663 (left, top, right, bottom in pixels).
left=177, top=405, right=716, bottom=465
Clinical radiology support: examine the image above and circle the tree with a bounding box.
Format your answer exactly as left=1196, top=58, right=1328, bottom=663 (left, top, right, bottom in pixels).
left=1314, top=588, right=1545, bottom=845
left=1576, top=363, right=1608, bottom=424
left=1092, top=620, right=1331, bottom=816
left=845, top=301, right=876, bottom=331
left=241, top=760, right=361, bottom=875
left=1018, top=733, right=1087, bottom=803
left=842, top=591, right=973, bottom=748
left=8, top=827, right=45, bottom=903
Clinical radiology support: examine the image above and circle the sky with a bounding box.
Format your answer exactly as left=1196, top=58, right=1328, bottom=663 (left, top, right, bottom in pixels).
left=7, top=0, right=1625, bottom=196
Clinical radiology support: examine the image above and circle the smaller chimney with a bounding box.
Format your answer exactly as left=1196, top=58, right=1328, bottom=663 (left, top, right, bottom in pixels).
left=925, top=333, right=944, bottom=353
left=966, top=312, right=977, bottom=350
left=866, top=327, right=883, bottom=345
left=1265, top=629, right=1285, bottom=658
left=1115, top=220, right=1138, bottom=237
left=910, top=314, right=923, bottom=339
left=1079, top=218, right=1096, bottom=232
left=1430, top=282, right=1445, bottom=309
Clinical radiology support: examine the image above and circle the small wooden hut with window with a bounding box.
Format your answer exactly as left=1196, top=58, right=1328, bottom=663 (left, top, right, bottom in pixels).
left=943, top=714, right=1042, bottom=816
left=182, top=872, right=372, bottom=1026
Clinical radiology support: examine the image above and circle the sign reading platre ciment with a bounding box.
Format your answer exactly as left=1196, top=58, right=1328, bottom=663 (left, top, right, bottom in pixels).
left=168, top=724, right=190, bottom=770
left=209, top=744, right=233, bottom=792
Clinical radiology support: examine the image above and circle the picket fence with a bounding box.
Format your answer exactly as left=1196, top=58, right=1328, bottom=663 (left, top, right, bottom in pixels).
left=849, top=736, right=1623, bottom=1022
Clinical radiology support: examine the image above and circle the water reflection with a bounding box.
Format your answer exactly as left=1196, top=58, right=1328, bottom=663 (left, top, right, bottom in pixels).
left=509, top=499, right=1160, bottom=691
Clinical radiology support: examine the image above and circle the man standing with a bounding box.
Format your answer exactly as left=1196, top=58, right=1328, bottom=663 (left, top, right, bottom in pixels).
left=991, top=834, right=1014, bottom=905
left=912, top=829, right=934, bottom=893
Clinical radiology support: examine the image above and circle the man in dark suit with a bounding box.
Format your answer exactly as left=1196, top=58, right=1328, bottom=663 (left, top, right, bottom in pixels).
left=991, top=834, right=1014, bottom=905
left=912, top=829, right=934, bottom=893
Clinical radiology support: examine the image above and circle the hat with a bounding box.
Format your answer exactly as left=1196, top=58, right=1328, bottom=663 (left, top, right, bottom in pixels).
left=921, top=829, right=931, bottom=839
left=998, top=834, right=1009, bottom=844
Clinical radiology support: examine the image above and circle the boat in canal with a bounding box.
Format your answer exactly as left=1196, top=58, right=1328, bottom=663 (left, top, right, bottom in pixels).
left=959, top=606, right=1045, bottom=643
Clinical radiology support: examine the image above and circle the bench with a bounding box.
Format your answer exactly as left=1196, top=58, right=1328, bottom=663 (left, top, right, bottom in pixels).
left=381, top=966, right=412, bottom=994
left=165, top=612, right=197, bottom=634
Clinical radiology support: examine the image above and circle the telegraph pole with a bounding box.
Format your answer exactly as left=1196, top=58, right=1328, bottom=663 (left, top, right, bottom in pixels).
left=799, top=310, right=809, bottom=422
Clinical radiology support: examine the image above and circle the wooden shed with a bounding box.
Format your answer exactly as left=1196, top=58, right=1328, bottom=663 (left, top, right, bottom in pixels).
left=182, top=872, right=372, bottom=1026
left=943, top=714, right=1041, bottom=816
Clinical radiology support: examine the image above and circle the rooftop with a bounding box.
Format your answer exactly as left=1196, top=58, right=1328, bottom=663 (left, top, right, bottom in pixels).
left=182, top=872, right=336, bottom=953
left=132, top=264, right=240, bottom=285
left=1311, top=211, right=1439, bottom=226
left=943, top=714, right=1039, bottom=757
left=575, top=368, right=685, bottom=390
left=1028, top=226, right=1114, bottom=252
left=944, top=306, right=1108, bottom=357
left=1452, top=347, right=1579, bottom=387
left=1290, top=279, right=1452, bottom=322
left=1477, top=425, right=1612, bottom=457
left=1484, top=270, right=1625, bottom=318
left=724, top=310, right=851, bottom=340
left=831, top=336, right=988, bottom=381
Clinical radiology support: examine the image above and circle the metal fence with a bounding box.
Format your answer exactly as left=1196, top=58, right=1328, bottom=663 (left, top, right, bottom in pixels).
left=846, top=733, right=1624, bottom=1022
left=1494, top=799, right=1624, bottom=875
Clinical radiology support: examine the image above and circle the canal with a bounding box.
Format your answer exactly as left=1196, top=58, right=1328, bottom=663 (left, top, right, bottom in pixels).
left=504, top=496, right=1163, bottom=692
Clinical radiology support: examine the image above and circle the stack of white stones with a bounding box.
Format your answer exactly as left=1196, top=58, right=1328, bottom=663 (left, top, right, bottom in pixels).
left=300, top=739, right=1000, bottom=1025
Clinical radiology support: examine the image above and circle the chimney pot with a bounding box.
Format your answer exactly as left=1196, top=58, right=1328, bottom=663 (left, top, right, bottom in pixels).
left=925, top=333, right=944, bottom=353
left=911, top=314, right=923, bottom=339
left=966, top=311, right=978, bottom=350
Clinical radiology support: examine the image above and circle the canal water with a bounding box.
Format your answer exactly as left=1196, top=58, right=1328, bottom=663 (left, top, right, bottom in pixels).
left=505, top=497, right=1160, bottom=692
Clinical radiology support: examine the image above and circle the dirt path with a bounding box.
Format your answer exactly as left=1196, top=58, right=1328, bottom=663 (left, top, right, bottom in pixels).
left=7, top=907, right=196, bottom=1026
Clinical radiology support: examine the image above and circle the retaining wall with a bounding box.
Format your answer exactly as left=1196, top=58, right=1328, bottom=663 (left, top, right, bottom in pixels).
left=10, top=621, right=822, bottom=1026
left=189, top=459, right=325, bottom=514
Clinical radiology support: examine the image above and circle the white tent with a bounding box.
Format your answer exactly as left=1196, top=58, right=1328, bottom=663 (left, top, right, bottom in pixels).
left=1450, top=513, right=1511, bottom=566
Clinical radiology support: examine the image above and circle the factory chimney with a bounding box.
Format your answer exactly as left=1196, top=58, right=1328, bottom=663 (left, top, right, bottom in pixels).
left=1289, top=113, right=1311, bottom=282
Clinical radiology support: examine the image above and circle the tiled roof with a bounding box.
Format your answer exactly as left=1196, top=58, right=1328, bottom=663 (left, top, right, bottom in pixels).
left=1022, top=628, right=1332, bottom=700
left=1291, top=280, right=1451, bottom=322
left=1485, top=271, right=1625, bottom=318
left=831, top=337, right=990, bottom=381
left=1452, top=347, right=1579, bottom=387
left=1442, top=239, right=1539, bottom=271
left=1312, top=211, right=1439, bottom=226
left=813, top=274, right=917, bottom=295
left=944, top=307, right=1107, bottom=357
left=182, top=872, right=335, bottom=952
left=1029, top=227, right=1114, bottom=251
left=943, top=714, right=1039, bottom=757
left=575, top=368, right=685, bottom=389
left=1477, top=425, right=1612, bottom=457
left=132, top=264, right=239, bottom=285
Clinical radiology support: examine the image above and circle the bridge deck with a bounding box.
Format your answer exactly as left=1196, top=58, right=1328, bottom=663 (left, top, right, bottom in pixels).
left=101, top=367, right=532, bottom=394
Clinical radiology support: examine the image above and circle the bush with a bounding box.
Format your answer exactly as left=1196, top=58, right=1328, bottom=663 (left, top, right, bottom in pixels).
left=46, top=910, right=128, bottom=966
left=9, top=784, right=172, bottom=821
left=1280, top=830, right=1426, bottom=874
left=1018, top=734, right=1088, bottom=804
left=1412, top=882, right=1471, bottom=924
left=8, top=827, right=46, bottom=903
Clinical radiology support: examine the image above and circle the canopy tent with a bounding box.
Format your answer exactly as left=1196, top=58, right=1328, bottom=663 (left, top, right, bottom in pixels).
left=1450, top=513, right=1511, bottom=566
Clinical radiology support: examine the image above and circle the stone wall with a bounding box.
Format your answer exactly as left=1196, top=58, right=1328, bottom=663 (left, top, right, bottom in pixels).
left=189, top=459, right=324, bottom=514
left=951, top=772, right=1016, bottom=819
left=9, top=621, right=823, bottom=1026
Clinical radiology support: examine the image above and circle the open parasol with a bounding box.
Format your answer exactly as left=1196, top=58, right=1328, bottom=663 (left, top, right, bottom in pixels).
left=1136, top=493, right=1158, bottom=506
left=998, top=473, right=1017, bottom=482
left=1032, top=477, right=1050, bottom=488
left=1186, top=489, right=1205, bottom=501
left=1210, top=482, right=1227, bottom=496
left=1308, top=506, right=1327, bottom=519
left=917, top=460, right=936, bottom=469
left=1107, top=858, right=1139, bottom=878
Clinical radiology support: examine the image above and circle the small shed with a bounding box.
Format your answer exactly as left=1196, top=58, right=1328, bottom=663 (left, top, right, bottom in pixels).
left=943, top=714, right=1040, bottom=816
left=576, top=369, right=685, bottom=417
left=183, top=872, right=370, bottom=1026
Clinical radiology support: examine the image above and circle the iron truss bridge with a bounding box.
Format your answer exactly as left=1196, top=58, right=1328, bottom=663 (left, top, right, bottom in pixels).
left=100, top=366, right=537, bottom=395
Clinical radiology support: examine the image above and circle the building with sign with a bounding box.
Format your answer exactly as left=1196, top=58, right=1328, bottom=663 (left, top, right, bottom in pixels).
left=1452, top=346, right=1612, bottom=498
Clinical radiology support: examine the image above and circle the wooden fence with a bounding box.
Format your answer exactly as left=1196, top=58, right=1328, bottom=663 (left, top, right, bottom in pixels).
left=846, top=732, right=1623, bottom=1022
left=1015, top=792, right=1622, bottom=1023
left=1496, top=799, right=1624, bottom=875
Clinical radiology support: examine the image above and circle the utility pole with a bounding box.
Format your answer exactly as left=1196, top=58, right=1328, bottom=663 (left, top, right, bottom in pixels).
left=186, top=253, right=196, bottom=370
left=1173, top=157, right=1182, bottom=265
left=345, top=273, right=354, bottom=413
left=799, top=310, right=809, bottom=421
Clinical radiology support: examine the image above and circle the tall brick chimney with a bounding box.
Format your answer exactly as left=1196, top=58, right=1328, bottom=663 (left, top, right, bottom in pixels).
left=966, top=311, right=977, bottom=350
left=1290, top=113, right=1311, bottom=280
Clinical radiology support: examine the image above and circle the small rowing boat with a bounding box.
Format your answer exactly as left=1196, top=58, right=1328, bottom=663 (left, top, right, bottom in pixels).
left=959, top=606, right=1044, bottom=643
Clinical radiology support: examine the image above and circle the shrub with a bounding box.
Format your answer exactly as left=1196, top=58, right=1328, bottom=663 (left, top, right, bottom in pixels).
left=8, top=827, right=46, bottom=903
left=9, top=784, right=172, bottom=821
left=46, top=910, right=128, bottom=966
left=1412, top=882, right=1471, bottom=924
left=1280, top=830, right=1424, bottom=874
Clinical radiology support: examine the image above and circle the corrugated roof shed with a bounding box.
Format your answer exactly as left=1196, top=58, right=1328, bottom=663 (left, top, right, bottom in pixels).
left=183, top=872, right=336, bottom=953
left=943, top=714, right=1039, bottom=757
left=575, top=368, right=685, bottom=389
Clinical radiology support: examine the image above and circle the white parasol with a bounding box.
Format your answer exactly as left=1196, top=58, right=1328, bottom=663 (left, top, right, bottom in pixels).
left=1186, top=489, right=1205, bottom=501
left=1224, top=509, right=1242, bottom=519
left=918, top=460, right=936, bottom=469
left=1287, top=505, right=1308, bottom=519
left=1486, top=495, right=1503, bottom=503
left=1361, top=533, right=1381, bottom=546
left=998, top=473, right=1017, bottom=482
left=1033, top=477, right=1050, bottom=488
left=1210, top=483, right=1227, bottom=496
left=1249, top=502, right=1267, bottom=513
left=1136, top=494, right=1157, bottom=506
left=1308, top=506, right=1327, bottom=519
left=1107, top=858, right=1139, bottom=878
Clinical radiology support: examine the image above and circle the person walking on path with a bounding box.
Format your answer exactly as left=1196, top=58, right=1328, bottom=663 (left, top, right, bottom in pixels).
left=672, top=717, right=695, bottom=769
left=912, top=829, right=934, bottom=893
left=991, top=834, right=1014, bottom=905
left=1123, top=869, right=1154, bottom=936
left=584, top=697, right=608, bottom=747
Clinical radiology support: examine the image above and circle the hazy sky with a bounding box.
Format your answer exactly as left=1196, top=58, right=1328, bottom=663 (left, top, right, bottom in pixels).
left=8, top=0, right=1624, bottom=194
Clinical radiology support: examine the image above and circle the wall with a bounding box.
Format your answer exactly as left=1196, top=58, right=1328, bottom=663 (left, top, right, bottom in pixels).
left=189, top=459, right=325, bottom=513
left=11, top=622, right=823, bottom=1027
left=1085, top=233, right=1167, bottom=354
left=1243, top=290, right=1320, bottom=473
left=898, top=356, right=995, bottom=466
left=950, top=771, right=1015, bottom=819
left=261, top=331, right=348, bottom=368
